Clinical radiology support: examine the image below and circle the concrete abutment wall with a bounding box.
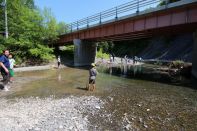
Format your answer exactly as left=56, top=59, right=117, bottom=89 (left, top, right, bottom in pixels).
left=73, top=39, right=97, bottom=66
left=192, top=30, right=197, bottom=80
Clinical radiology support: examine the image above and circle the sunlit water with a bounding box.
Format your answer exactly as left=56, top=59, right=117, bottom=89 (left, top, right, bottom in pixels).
left=6, top=67, right=197, bottom=130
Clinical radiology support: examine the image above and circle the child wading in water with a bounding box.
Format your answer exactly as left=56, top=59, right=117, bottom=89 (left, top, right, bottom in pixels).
left=88, top=63, right=98, bottom=91
left=8, top=54, right=16, bottom=82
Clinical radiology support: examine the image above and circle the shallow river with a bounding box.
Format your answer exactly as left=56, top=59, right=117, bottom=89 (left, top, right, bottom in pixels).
left=6, top=67, right=197, bottom=130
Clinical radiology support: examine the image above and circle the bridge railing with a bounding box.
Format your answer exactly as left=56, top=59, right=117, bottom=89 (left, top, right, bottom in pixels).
left=66, top=0, right=167, bottom=33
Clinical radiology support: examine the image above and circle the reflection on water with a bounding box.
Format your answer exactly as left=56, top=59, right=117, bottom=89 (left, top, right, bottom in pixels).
left=7, top=67, right=197, bottom=130
left=109, top=63, right=143, bottom=77
left=58, top=72, right=62, bottom=82
left=99, top=63, right=192, bottom=86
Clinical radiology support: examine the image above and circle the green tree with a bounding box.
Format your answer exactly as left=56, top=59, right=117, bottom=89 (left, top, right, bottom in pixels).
left=21, top=0, right=35, bottom=9
left=0, top=0, right=60, bottom=65
left=41, top=7, right=58, bottom=43
left=57, top=22, right=68, bottom=35
left=159, top=0, right=180, bottom=6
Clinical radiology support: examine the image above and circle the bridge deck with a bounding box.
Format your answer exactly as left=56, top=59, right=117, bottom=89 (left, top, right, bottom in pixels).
left=57, top=0, right=197, bottom=44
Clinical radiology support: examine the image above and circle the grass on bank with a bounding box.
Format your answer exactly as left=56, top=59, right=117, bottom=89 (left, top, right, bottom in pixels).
left=96, top=49, right=110, bottom=59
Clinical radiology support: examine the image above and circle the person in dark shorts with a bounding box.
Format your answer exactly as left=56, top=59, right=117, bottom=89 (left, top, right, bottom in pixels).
left=0, top=50, right=10, bottom=91
left=57, top=55, right=61, bottom=68
left=88, top=63, right=98, bottom=91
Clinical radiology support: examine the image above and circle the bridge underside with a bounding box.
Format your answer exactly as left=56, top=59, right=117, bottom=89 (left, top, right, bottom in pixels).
left=95, top=23, right=197, bottom=42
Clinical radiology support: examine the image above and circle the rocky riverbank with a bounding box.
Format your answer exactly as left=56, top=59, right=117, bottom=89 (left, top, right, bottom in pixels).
left=0, top=67, right=105, bottom=131
left=0, top=96, right=104, bottom=131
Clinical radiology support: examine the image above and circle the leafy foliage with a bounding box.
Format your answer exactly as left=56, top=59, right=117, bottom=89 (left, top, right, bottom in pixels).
left=159, top=0, right=180, bottom=6
left=57, top=22, right=69, bottom=35
left=96, top=48, right=109, bottom=59
left=169, top=60, right=184, bottom=69
left=97, top=41, right=114, bottom=54
left=0, top=0, right=67, bottom=65
left=54, top=45, right=74, bottom=60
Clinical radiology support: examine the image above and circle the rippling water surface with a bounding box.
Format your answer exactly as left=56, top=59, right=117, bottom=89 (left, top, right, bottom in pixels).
left=8, top=67, right=197, bottom=130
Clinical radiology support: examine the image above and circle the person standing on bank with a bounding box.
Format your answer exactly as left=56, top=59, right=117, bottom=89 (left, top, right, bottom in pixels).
left=0, top=50, right=10, bottom=91
left=88, top=63, right=98, bottom=91
left=57, top=55, right=61, bottom=68
left=8, top=54, right=16, bottom=82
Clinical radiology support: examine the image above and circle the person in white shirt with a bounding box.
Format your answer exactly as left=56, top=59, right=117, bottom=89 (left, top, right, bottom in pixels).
left=8, top=54, right=16, bottom=82
left=57, top=55, right=61, bottom=68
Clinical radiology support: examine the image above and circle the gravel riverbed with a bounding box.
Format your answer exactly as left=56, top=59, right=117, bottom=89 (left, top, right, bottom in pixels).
left=0, top=96, right=104, bottom=131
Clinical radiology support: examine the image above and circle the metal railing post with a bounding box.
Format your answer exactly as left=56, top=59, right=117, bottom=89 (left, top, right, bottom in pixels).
left=165, top=0, right=170, bottom=8
left=87, top=17, right=89, bottom=28
left=166, top=0, right=170, bottom=4
left=77, top=21, right=79, bottom=30
left=70, top=24, right=72, bottom=33
left=115, top=7, right=118, bottom=20
left=136, top=0, right=139, bottom=13
left=99, top=13, right=102, bottom=24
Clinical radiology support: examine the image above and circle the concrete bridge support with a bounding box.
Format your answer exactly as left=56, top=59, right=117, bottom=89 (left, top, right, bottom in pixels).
left=73, top=39, right=97, bottom=66
left=192, top=30, right=197, bottom=81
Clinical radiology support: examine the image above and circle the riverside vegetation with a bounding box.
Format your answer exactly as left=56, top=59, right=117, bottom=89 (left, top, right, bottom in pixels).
left=0, top=0, right=68, bottom=65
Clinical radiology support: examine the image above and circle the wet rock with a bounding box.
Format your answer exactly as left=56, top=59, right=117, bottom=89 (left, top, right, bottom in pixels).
left=137, top=104, right=142, bottom=107
left=95, top=105, right=101, bottom=109
left=108, top=96, right=114, bottom=101
left=139, top=118, right=143, bottom=123
left=34, top=127, right=40, bottom=131
left=144, top=124, right=148, bottom=128
left=124, top=124, right=132, bottom=130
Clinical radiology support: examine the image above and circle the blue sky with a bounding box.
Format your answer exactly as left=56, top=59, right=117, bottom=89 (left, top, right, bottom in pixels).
left=34, top=0, right=132, bottom=23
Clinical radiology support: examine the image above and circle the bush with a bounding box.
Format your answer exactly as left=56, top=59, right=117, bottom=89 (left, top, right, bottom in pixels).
left=60, top=45, right=74, bottom=59
left=2, top=37, right=55, bottom=64
left=159, top=0, right=180, bottom=6
left=169, top=60, right=184, bottom=69
left=64, top=45, right=74, bottom=51
left=96, top=48, right=109, bottom=59
left=29, top=44, right=55, bottom=62
left=0, top=0, right=66, bottom=65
